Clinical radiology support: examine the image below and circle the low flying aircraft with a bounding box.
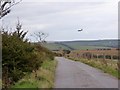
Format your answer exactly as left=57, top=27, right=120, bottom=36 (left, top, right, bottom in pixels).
left=78, top=29, right=83, bottom=32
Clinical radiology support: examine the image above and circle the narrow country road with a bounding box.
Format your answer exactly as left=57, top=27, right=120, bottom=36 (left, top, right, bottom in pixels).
left=54, top=57, right=118, bottom=88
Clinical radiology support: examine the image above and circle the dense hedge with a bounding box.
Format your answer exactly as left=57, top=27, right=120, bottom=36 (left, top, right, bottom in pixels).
left=2, top=28, right=54, bottom=88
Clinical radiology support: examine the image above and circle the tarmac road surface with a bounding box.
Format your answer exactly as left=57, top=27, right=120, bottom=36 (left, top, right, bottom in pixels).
left=54, top=57, right=118, bottom=88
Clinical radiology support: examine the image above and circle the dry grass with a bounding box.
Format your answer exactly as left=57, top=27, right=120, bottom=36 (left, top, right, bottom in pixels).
left=69, top=57, right=119, bottom=79
left=12, top=60, right=57, bottom=88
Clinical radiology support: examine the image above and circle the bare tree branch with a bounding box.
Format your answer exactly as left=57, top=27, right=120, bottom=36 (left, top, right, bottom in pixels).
left=32, top=31, right=49, bottom=44
left=0, top=0, right=22, bottom=19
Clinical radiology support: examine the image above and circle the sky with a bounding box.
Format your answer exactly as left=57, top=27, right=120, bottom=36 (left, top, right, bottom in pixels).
left=0, top=0, right=119, bottom=41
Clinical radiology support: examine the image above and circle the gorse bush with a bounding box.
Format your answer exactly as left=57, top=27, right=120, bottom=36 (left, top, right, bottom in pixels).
left=2, top=22, right=54, bottom=88
left=2, top=30, right=41, bottom=87
left=35, top=44, right=54, bottom=60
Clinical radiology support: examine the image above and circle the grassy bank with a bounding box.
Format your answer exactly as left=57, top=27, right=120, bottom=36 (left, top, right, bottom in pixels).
left=69, top=57, right=120, bottom=79
left=12, top=59, right=57, bottom=88
left=2, top=23, right=56, bottom=88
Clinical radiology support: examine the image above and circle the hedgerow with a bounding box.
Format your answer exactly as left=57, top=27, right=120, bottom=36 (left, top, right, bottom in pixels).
left=2, top=23, right=54, bottom=88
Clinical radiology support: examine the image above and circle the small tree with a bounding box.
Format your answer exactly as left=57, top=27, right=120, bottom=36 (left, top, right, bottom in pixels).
left=13, top=19, right=28, bottom=41
left=32, top=31, right=49, bottom=43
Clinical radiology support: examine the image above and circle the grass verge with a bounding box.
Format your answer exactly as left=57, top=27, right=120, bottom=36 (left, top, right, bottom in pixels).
left=69, top=57, right=120, bottom=79
left=12, top=59, right=57, bottom=88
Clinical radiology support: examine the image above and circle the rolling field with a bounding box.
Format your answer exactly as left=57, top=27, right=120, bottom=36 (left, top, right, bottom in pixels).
left=43, top=43, right=71, bottom=50
left=60, top=44, right=111, bottom=50
left=43, top=39, right=118, bottom=50
left=44, top=43, right=111, bottom=50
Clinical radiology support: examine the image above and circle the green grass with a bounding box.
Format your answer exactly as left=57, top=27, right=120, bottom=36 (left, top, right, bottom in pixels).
left=12, top=59, right=57, bottom=88
left=12, top=81, right=38, bottom=88
left=43, top=43, right=111, bottom=51
left=43, top=43, right=71, bottom=50
left=69, top=57, right=120, bottom=79
left=66, top=45, right=110, bottom=50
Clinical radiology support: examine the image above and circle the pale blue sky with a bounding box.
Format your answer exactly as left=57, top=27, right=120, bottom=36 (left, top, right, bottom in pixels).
left=1, top=0, right=118, bottom=41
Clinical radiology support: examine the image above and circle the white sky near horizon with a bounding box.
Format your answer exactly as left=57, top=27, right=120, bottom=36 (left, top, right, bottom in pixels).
left=0, top=0, right=119, bottom=41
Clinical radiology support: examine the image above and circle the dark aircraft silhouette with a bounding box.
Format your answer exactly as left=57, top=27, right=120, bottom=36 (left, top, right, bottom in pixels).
left=78, top=29, right=83, bottom=32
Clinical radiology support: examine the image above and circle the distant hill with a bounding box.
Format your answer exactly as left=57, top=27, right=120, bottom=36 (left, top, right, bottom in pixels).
left=43, top=39, right=119, bottom=50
